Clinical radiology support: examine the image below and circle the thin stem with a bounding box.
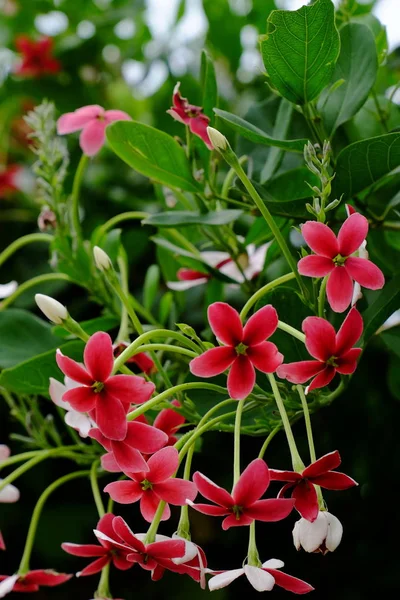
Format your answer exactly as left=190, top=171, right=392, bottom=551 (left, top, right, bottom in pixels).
left=258, top=426, right=281, bottom=459
left=0, top=450, right=45, bottom=470
left=267, top=374, right=304, bottom=472
left=240, top=273, right=296, bottom=321
left=18, top=470, right=89, bottom=574
left=95, top=562, right=111, bottom=599
left=90, top=460, right=105, bottom=518
left=221, top=155, right=248, bottom=198
left=247, top=522, right=261, bottom=567
left=92, top=211, right=149, bottom=246
left=116, top=253, right=130, bottom=342
left=128, top=343, right=196, bottom=358
left=0, top=233, right=53, bottom=268
left=0, top=273, right=73, bottom=310
left=371, top=89, right=389, bottom=133
left=277, top=321, right=306, bottom=343
left=318, top=276, right=328, bottom=318
left=297, top=385, right=316, bottom=463
left=233, top=400, right=245, bottom=486
left=143, top=500, right=167, bottom=544
left=71, top=154, right=89, bottom=240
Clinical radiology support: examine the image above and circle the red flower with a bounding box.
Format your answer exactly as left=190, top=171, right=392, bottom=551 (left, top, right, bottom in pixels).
left=298, top=213, right=384, bottom=313
left=104, top=447, right=197, bottom=522
left=0, top=532, right=5, bottom=551
left=56, top=332, right=155, bottom=441
left=277, top=307, right=363, bottom=391
left=61, top=514, right=132, bottom=576
left=269, top=451, right=357, bottom=522
left=189, top=303, right=283, bottom=400
left=89, top=421, right=168, bottom=473
left=153, top=400, right=186, bottom=445
left=0, top=570, right=71, bottom=595
left=0, top=165, right=22, bottom=197
left=167, top=83, right=212, bottom=149
left=188, top=459, right=294, bottom=530
left=14, top=36, right=61, bottom=78
left=113, top=343, right=156, bottom=375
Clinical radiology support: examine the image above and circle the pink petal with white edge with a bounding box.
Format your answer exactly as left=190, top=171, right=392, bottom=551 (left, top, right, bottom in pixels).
left=104, top=110, right=131, bottom=123
left=276, top=361, right=324, bottom=384
left=192, top=472, right=233, bottom=507
left=247, top=342, right=283, bottom=373
left=0, top=575, right=19, bottom=597
left=208, top=568, right=244, bottom=591
left=227, top=355, right=255, bottom=400
left=79, top=119, right=107, bottom=156
left=265, top=569, right=314, bottom=594
left=208, top=302, right=243, bottom=346
left=301, top=221, right=339, bottom=258
left=244, top=565, right=275, bottom=592
left=64, top=411, right=93, bottom=437
left=57, top=105, right=104, bottom=134
left=155, top=479, right=197, bottom=504
left=302, top=316, right=336, bottom=361
left=302, top=450, right=341, bottom=478
left=189, top=346, right=236, bottom=377
left=56, top=350, right=93, bottom=385
left=147, top=447, right=179, bottom=483
left=243, top=305, right=279, bottom=345
left=84, top=332, right=114, bottom=382
left=338, top=212, right=368, bottom=257
left=345, top=257, right=384, bottom=290
left=298, top=255, right=335, bottom=277
left=335, top=307, right=363, bottom=356
left=326, top=267, right=353, bottom=313
left=232, top=459, right=270, bottom=506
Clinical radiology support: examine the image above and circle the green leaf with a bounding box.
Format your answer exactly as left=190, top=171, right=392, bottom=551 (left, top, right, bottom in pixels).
left=143, top=210, right=242, bottom=227
left=362, top=272, right=400, bottom=341
left=214, top=109, right=307, bottom=153
left=260, top=0, right=340, bottom=105
left=106, top=120, right=201, bottom=192
left=0, top=309, right=60, bottom=370
left=201, top=50, right=218, bottom=123
left=351, top=13, right=388, bottom=64
left=333, top=133, right=400, bottom=199
left=0, top=341, right=84, bottom=395
left=381, top=329, right=400, bottom=359
left=318, top=23, right=378, bottom=136
left=260, top=99, right=294, bottom=183
left=158, top=292, right=174, bottom=326
left=143, top=265, right=160, bottom=311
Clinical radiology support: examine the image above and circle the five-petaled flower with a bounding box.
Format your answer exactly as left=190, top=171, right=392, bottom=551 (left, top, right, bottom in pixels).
left=62, top=513, right=132, bottom=576
left=56, top=331, right=155, bottom=441
left=207, top=559, right=313, bottom=593
left=0, top=570, right=71, bottom=597
left=298, top=213, right=384, bottom=313
left=14, top=36, right=61, bottom=78
left=277, top=307, right=363, bottom=392
left=104, top=446, right=197, bottom=522
left=269, top=450, right=357, bottom=522
left=167, top=82, right=212, bottom=149
left=189, top=303, right=283, bottom=400
left=187, top=458, right=294, bottom=530
left=57, top=105, right=131, bottom=156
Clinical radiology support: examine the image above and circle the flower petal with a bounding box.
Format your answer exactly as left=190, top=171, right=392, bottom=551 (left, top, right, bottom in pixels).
left=326, top=267, right=354, bottom=313
left=208, top=569, right=244, bottom=591
left=49, top=378, right=69, bottom=409
left=262, top=559, right=285, bottom=570
left=298, top=255, right=335, bottom=277
left=56, top=350, right=93, bottom=385
left=292, top=481, right=319, bottom=522
left=189, top=114, right=213, bottom=149
left=335, top=307, right=363, bottom=356
left=153, top=402, right=185, bottom=438
left=221, top=513, right=253, bottom=529
left=192, top=472, right=233, bottom=508
left=0, top=481, right=20, bottom=503
left=111, top=441, right=149, bottom=473
left=104, top=109, right=131, bottom=123
left=265, top=569, right=314, bottom=594
left=227, top=355, right=255, bottom=400
left=23, top=570, right=72, bottom=586
left=208, top=302, right=243, bottom=346
left=112, top=516, right=145, bottom=552
left=302, top=317, right=336, bottom=361
left=232, top=459, right=270, bottom=506
left=269, top=470, right=302, bottom=483
left=338, top=213, right=368, bottom=257
left=61, top=543, right=106, bottom=557
left=140, top=490, right=170, bottom=522
left=95, top=393, right=128, bottom=441
left=64, top=411, right=93, bottom=438
left=295, top=513, right=328, bottom=552
left=78, top=555, right=110, bottom=576
left=147, top=447, right=179, bottom=483
left=125, top=422, right=168, bottom=454
left=155, top=479, right=197, bottom=505
left=242, top=305, right=278, bottom=346
left=57, top=105, right=103, bottom=134
left=247, top=342, right=283, bottom=374
left=325, top=512, right=343, bottom=552
left=345, top=257, right=384, bottom=290
left=186, top=501, right=230, bottom=516
left=189, top=346, right=236, bottom=377
left=301, top=222, right=339, bottom=258
left=307, top=366, right=336, bottom=391
left=106, top=375, right=155, bottom=405
left=276, top=361, right=324, bottom=384
left=101, top=452, right=121, bottom=473
left=84, top=332, right=114, bottom=382
left=104, top=480, right=142, bottom=504
left=335, top=348, right=362, bottom=374
left=311, top=471, right=358, bottom=490
left=62, top=387, right=97, bottom=413
left=303, top=450, right=341, bottom=478
left=79, top=119, right=107, bottom=156
left=147, top=539, right=186, bottom=560
left=245, top=498, right=294, bottom=521
left=244, top=565, right=275, bottom=592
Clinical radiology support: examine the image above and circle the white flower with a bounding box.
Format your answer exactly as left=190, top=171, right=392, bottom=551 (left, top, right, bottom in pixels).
left=35, top=294, right=68, bottom=324
left=209, top=560, right=288, bottom=592
left=376, top=309, right=400, bottom=334
left=49, top=376, right=95, bottom=438
left=93, top=246, right=113, bottom=271
left=0, top=480, right=20, bottom=503
left=0, top=575, right=19, bottom=598
left=293, top=511, right=343, bottom=554
left=206, top=127, right=228, bottom=151
left=0, top=281, right=17, bottom=299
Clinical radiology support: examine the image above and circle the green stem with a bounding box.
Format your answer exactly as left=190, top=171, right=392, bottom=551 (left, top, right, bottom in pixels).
left=18, top=470, right=89, bottom=574
left=258, top=426, right=281, bottom=459
left=277, top=320, right=306, bottom=343
left=95, top=562, right=111, bottom=598
left=371, top=88, right=389, bottom=133
left=71, top=154, right=89, bottom=240
left=0, top=450, right=45, bottom=470
left=318, top=276, right=328, bottom=318
left=0, top=233, right=53, bottom=269
left=143, top=499, right=167, bottom=544
left=267, top=374, right=304, bottom=472
left=90, top=460, right=105, bottom=518
left=127, top=343, right=196, bottom=358
left=221, top=155, right=248, bottom=199
left=92, top=211, right=149, bottom=246
left=0, top=273, right=73, bottom=310
left=116, top=253, right=130, bottom=342
left=247, top=522, right=261, bottom=567
left=233, top=400, right=245, bottom=486
left=240, top=273, right=296, bottom=321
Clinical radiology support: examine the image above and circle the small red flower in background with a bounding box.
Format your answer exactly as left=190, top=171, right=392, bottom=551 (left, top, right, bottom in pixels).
left=188, top=459, right=294, bottom=530
left=62, top=514, right=132, bottom=576
left=189, top=303, right=283, bottom=400
left=277, top=307, right=363, bottom=392
left=56, top=331, right=155, bottom=441
left=14, top=36, right=61, bottom=78
left=57, top=105, right=131, bottom=156
left=153, top=400, right=186, bottom=445
left=269, top=450, right=357, bottom=522
left=167, top=82, right=213, bottom=149
left=89, top=421, right=168, bottom=473
left=113, top=343, right=156, bottom=375
left=104, top=447, right=197, bottom=522
left=0, top=165, right=22, bottom=198
left=0, top=570, right=71, bottom=596
left=0, top=532, right=5, bottom=551
left=298, top=213, right=384, bottom=313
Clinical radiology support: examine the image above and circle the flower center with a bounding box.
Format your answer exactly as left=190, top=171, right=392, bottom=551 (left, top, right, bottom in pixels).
left=326, top=356, right=338, bottom=367
left=141, top=479, right=153, bottom=491
left=235, top=343, right=248, bottom=356
left=333, top=254, right=347, bottom=266
left=92, top=381, right=104, bottom=393
left=232, top=505, right=243, bottom=520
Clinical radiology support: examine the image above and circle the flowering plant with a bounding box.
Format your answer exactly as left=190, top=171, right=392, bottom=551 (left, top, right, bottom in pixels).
left=1, top=0, right=400, bottom=598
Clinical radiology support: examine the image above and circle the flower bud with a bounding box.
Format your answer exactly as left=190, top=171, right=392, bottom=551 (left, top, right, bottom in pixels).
left=0, top=480, right=20, bottom=503
left=93, top=246, right=113, bottom=272
left=206, top=127, right=228, bottom=151
left=293, top=511, right=343, bottom=555
left=35, top=294, right=68, bottom=324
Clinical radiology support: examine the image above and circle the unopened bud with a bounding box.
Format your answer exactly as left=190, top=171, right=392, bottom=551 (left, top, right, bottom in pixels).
left=207, top=127, right=228, bottom=151
left=35, top=294, right=68, bottom=324
left=93, top=246, right=113, bottom=272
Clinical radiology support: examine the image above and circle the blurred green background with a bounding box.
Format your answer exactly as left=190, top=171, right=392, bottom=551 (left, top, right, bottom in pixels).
left=1, top=0, right=400, bottom=598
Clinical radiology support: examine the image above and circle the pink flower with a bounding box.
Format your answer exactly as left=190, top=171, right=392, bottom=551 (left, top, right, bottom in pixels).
left=49, top=376, right=95, bottom=438
left=153, top=400, right=186, bottom=446
left=0, top=570, right=71, bottom=597
left=56, top=332, right=155, bottom=441
left=0, top=533, right=5, bottom=551
left=104, top=446, right=197, bottom=522
left=277, top=307, right=363, bottom=392
left=0, top=165, right=22, bottom=197
left=14, top=36, right=61, bottom=78
left=89, top=421, right=168, bottom=473
left=167, top=83, right=212, bottom=149
left=113, top=343, right=156, bottom=375
left=187, top=459, right=294, bottom=530
left=57, top=105, right=131, bottom=156
left=62, top=514, right=132, bottom=576
left=269, top=450, right=357, bottom=522
left=298, top=213, right=384, bottom=313
left=189, top=303, right=283, bottom=400
left=208, top=559, right=313, bottom=593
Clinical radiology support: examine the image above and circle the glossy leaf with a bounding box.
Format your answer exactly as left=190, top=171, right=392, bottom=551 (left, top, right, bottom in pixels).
left=143, top=209, right=242, bottom=227
left=362, top=271, right=400, bottom=341
left=143, top=265, right=160, bottom=311
left=201, top=50, right=218, bottom=123
left=260, top=99, right=294, bottom=183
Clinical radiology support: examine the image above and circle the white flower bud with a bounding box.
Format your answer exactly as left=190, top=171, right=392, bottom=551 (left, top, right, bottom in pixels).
left=93, top=246, right=113, bottom=272
left=293, top=511, right=343, bottom=555
left=35, top=294, right=68, bottom=324
left=0, top=480, right=20, bottom=503
left=206, top=127, right=228, bottom=151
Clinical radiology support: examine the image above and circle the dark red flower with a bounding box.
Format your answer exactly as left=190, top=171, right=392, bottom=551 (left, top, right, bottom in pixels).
left=153, top=400, right=186, bottom=445
left=277, top=307, right=363, bottom=392
left=188, top=459, right=294, bottom=530
left=269, top=451, right=357, bottom=522
left=0, top=570, right=71, bottom=595
left=167, top=83, right=212, bottom=149
left=113, top=343, right=156, bottom=375
left=14, top=36, right=61, bottom=78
